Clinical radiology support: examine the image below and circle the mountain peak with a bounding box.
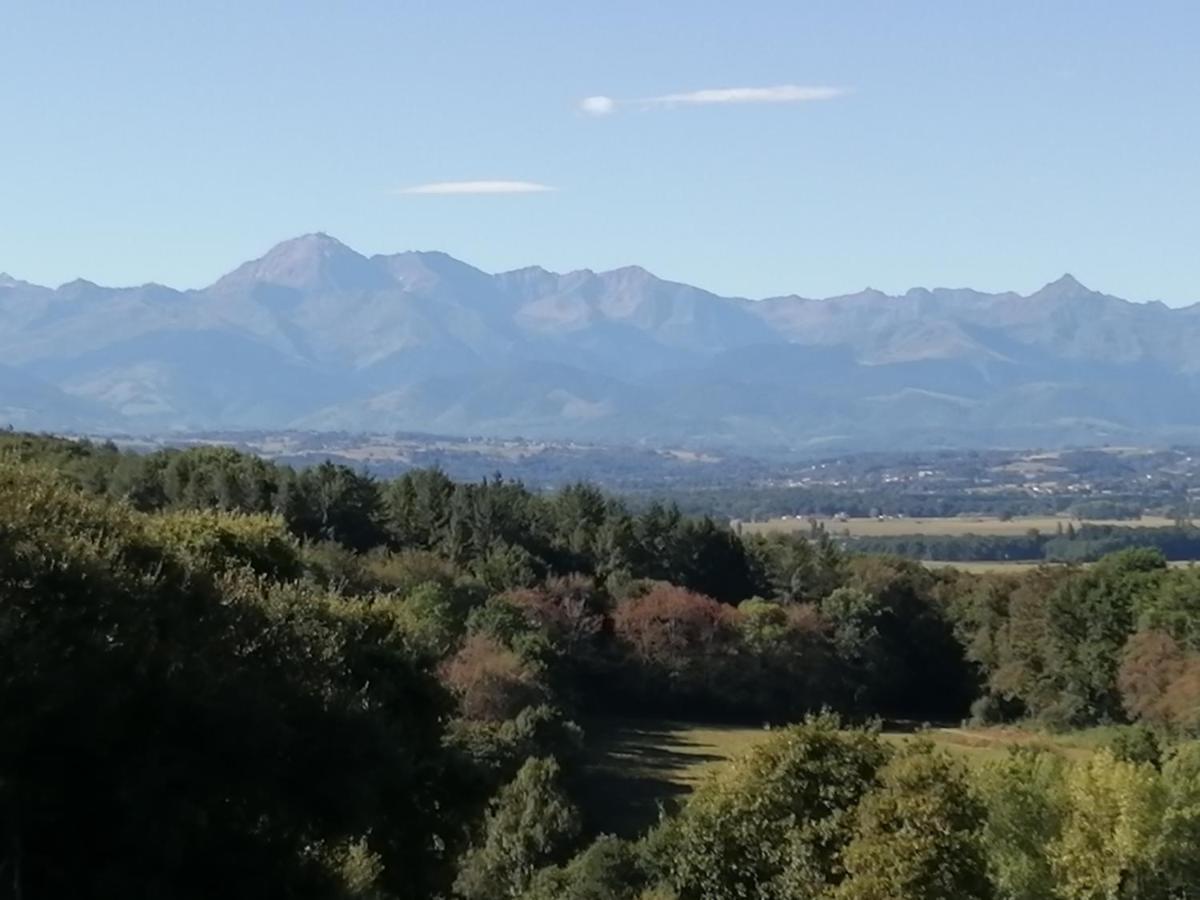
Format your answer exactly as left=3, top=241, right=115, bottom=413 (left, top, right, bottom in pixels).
left=59, top=278, right=102, bottom=292
left=605, top=264, right=656, bottom=279
left=1035, top=273, right=1094, bottom=299
left=374, top=249, right=493, bottom=290
left=260, top=232, right=355, bottom=263
left=501, top=264, right=553, bottom=277
left=213, top=233, right=392, bottom=292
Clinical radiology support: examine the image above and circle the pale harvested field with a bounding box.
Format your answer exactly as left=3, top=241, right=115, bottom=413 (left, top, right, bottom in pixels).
left=741, top=514, right=1178, bottom=538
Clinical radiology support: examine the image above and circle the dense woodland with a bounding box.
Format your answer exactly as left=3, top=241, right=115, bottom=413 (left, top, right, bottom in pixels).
left=845, top=524, right=1200, bottom=564
left=2, top=433, right=1200, bottom=898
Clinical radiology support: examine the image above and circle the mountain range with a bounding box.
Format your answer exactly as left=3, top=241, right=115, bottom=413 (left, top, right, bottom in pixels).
left=3, top=233, right=1199, bottom=452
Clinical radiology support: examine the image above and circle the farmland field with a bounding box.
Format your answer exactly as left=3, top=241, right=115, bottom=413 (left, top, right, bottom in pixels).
left=739, top=514, right=1178, bottom=538
left=578, top=717, right=1110, bottom=836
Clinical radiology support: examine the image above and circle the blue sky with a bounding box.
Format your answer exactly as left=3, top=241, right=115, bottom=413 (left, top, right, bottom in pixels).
left=3, top=0, right=1198, bottom=303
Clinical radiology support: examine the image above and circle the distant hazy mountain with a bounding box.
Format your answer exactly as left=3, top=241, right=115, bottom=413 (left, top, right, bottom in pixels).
left=3, top=234, right=1199, bottom=451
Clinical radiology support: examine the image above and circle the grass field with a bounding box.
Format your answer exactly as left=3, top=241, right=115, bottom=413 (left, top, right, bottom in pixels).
left=579, top=717, right=1113, bottom=836
left=741, top=514, right=1178, bottom=538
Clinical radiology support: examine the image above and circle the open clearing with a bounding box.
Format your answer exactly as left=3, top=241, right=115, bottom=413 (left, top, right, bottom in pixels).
left=579, top=717, right=1111, bottom=836
left=741, top=514, right=1178, bottom=538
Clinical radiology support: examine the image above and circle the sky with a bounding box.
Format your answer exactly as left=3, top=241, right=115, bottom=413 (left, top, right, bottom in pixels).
left=2, top=0, right=1198, bottom=304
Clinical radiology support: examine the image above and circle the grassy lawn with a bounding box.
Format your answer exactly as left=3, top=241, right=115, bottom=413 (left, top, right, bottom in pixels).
left=576, top=719, right=766, bottom=836
left=578, top=717, right=1111, bottom=837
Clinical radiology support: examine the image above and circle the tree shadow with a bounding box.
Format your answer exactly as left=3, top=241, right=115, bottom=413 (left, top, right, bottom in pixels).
left=577, top=720, right=732, bottom=837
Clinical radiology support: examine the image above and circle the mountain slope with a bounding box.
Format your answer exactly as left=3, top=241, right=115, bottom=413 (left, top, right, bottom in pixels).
left=2, top=234, right=1199, bottom=450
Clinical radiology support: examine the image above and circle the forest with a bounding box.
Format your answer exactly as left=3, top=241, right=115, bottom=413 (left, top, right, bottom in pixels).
left=1, top=432, right=1199, bottom=899
left=845, top=524, right=1200, bottom=563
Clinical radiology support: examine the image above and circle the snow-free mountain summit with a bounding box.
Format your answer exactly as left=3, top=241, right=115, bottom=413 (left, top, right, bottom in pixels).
left=2, top=234, right=1198, bottom=450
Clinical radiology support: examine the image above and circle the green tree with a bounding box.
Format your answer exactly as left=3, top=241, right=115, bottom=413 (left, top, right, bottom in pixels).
left=1040, top=549, right=1166, bottom=725
left=656, top=715, right=888, bottom=900
left=148, top=507, right=303, bottom=581
left=1049, top=751, right=1165, bottom=900
left=521, top=835, right=646, bottom=900
left=455, top=757, right=581, bottom=899
left=1159, top=743, right=1200, bottom=894
left=0, top=463, right=459, bottom=899
left=835, top=740, right=991, bottom=900
left=735, top=598, right=837, bottom=715
left=976, top=747, right=1068, bottom=900
left=390, top=580, right=470, bottom=659
left=382, top=467, right=455, bottom=549
left=280, top=461, right=384, bottom=551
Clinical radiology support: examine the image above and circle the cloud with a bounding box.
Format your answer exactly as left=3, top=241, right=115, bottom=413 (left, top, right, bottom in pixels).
left=579, top=84, right=846, bottom=116
left=579, top=95, right=617, bottom=116
left=398, top=180, right=556, bottom=195
left=649, top=85, right=846, bottom=106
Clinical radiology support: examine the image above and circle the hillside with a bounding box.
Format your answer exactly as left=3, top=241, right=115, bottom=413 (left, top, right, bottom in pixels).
left=3, top=235, right=1199, bottom=450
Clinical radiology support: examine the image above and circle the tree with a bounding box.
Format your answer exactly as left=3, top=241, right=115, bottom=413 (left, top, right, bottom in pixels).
left=1159, top=743, right=1200, bottom=894
left=820, top=586, right=890, bottom=708
left=504, top=576, right=606, bottom=658
left=1118, top=629, right=1200, bottom=732
left=280, top=461, right=384, bottom=551
left=670, top=516, right=759, bottom=603
left=454, top=757, right=581, bottom=899
left=1134, top=566, right=1200, bottom=650
left=440, top=634, right=550, bottom=722
left=382, top=467, right=455, bottom=549
left=521, top=835, right=646, bottom=900
left=546, top=483, right=611, bottom=571
left=746, top=532, right=845, bottom=604
left=656, top=715, right=888, bottom=900
left=844, top=557, right=975, bottom=718
left=391, top=580, right=470, bottom=659
left=147, top=508, right=302, bottom=581
left=835, top=741, right=992, bottom=900
left=735, top=598, right=837, bottom=716
left=1049, top=751, right=1165, bottom=900
left=612, top=585, right=738, bottom=708
left=0, top=463, right=459, bottom=899
left=1108, top=725, right=1163, bottom=768
left=976, top=747, right=1068, bottom=900
left=1039, top=549, right=1166, bottom=726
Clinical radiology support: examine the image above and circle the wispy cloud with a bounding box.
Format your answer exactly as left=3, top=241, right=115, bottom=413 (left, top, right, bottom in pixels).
left=579, top=95, right=617, bottom=117
left=398, top=180, right=555, bottom=195
left=579, top=84, right=847, bottom=116
left=651, top=85, right=846, bottom=106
